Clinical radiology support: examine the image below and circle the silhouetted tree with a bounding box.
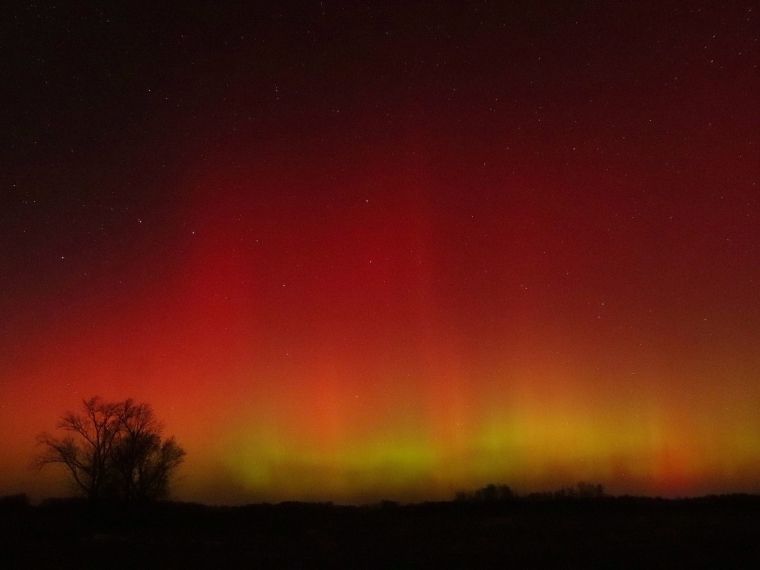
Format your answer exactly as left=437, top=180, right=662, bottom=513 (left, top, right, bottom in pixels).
left=109, top=400, right=185, bottom=501
left=35, top=397, right=123, bottom=501
left=36, top=397, right=185, bottom=502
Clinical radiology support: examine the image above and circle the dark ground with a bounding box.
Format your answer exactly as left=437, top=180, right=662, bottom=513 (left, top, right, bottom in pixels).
left=2, top=495, right=760, bottom=568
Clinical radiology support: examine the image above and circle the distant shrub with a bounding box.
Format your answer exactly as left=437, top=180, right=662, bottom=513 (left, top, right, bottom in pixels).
left=576, top=482, right=605, bottom=498
left=455, top=484, right=515, bottom=503
left=39, top=497, right=88, bottom=509
left=0, top=493, right=30, bottom=510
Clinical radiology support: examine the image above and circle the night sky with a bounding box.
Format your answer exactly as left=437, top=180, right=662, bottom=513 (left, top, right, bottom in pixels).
left=1, top=2, right=758, bottom=503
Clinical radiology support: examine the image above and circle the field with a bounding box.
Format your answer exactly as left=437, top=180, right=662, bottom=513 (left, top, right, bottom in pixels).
left=2, top=496, right=760, bottom=568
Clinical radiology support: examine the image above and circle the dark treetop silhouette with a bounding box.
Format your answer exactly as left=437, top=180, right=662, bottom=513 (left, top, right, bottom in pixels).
left=35, top=397, right=185, bottom=502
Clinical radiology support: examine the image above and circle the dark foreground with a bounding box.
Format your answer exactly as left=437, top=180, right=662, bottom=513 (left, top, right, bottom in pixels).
left=2, top=496, right=760, bottom=568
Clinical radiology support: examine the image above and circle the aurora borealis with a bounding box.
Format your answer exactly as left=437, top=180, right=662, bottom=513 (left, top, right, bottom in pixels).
left=1, top=2, right=759, bottom=504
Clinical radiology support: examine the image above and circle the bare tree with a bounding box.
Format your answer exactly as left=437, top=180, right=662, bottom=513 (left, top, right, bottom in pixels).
left=109, top=400, right=186, bottom=501
left=36, top=397, right=185, bottom=502
left=35, top=397, right=123, bottom=501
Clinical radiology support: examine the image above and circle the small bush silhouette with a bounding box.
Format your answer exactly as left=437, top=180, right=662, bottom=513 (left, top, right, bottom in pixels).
left=0, top=493, right=29, bottom=511
left=456, top=483, right=515, bottom=502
